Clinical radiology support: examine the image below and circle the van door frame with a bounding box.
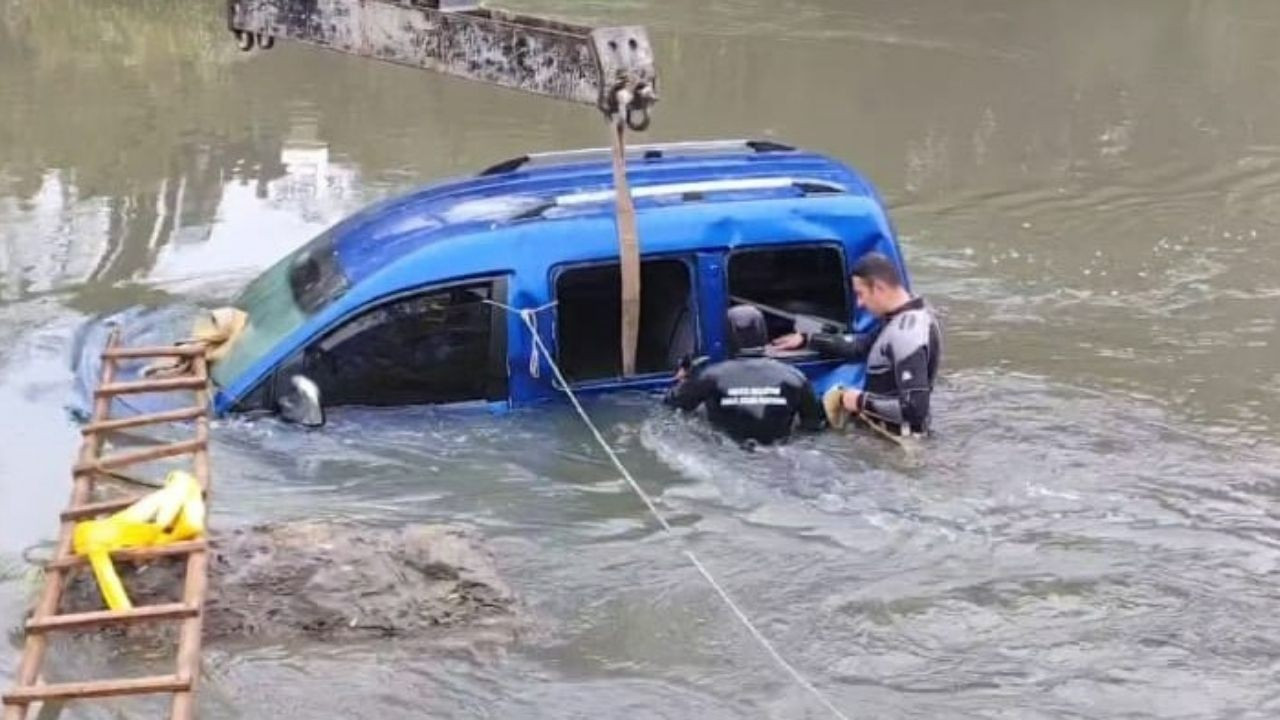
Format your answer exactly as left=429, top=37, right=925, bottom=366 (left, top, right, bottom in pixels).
left=722, top=240, right=852, bottom=372
left=262, top=273, right=511, bottom=410
left=547, top=253, right=701, bottom=392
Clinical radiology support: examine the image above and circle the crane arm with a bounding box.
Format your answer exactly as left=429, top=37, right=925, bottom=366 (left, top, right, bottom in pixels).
left=227, top=0, right=658, bottom=130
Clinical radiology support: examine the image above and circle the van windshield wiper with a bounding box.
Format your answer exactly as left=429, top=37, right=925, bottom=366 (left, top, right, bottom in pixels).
left=729, top=295, right=845, bottom=335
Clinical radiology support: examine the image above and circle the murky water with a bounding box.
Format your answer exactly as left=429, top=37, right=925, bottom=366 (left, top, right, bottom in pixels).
left=3, top=0, right=1279, bottom=717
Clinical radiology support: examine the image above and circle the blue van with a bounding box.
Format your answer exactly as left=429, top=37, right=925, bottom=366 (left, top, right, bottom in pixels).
left=78, top=139, right=911, bottom=423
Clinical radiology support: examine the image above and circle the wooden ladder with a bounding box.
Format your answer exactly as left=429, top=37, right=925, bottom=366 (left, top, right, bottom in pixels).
left=3, top=334, right=214, bottom=720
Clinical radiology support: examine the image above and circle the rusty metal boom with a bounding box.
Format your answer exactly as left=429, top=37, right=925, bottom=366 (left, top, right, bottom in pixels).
left=227, top=0, right=658, bottom=130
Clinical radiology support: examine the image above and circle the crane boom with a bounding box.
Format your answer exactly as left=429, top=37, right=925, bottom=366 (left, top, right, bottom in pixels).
left=227, top=0, right=658, bottom=129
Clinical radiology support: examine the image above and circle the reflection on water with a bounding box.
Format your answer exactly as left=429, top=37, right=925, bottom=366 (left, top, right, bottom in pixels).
left=2, top=0, right=1279, bottom=718
left=0, top=135, right=365, bottom=306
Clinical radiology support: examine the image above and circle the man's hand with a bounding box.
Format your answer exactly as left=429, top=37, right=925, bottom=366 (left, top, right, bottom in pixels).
left=771, top=333, right=805, bottom=351
left=841, top=389, right=862, bottom=414
left=674, top=367, right=688, bottom=383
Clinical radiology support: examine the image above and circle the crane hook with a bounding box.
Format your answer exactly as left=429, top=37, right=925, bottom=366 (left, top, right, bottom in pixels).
left=625, top=105, right=651, bottom=132
left=620, top=82, right=656, bottom=132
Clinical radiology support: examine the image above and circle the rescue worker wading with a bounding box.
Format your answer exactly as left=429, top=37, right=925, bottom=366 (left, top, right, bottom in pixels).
left=664, top=306, right=826, bottom=445
left=772, top=252, right=942, bottom=436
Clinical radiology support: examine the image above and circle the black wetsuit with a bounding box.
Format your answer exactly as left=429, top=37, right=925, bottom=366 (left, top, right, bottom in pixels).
left=805, top=297, right=941, bottom=435
left=663, top=355, right=826, bottom=444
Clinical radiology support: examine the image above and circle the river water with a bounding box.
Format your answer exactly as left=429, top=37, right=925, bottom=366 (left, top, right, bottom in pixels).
left=2, top=0, right=1279, bottom=717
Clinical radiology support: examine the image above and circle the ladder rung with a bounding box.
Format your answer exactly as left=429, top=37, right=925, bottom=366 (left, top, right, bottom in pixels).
left=47, top=540, right=207, bottom=570
left=102, top=345, right=206, bottom=359
left=3, top=674, right=190, bottom=704
left=96, top=376, right=207, bottom=397
left=26, top=603, right=199, bottom=633
left=82, top=406, right=207, bottom=435
left=74, top=438, right=207, bottom=473
left=61, top=495, right=144, bottom=521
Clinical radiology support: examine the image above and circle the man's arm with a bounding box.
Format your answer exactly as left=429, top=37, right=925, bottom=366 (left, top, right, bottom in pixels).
left=663, top=366, right=714, bottom=412
left=806, top=332, right=875, bottom=362
left=858, top=347, right=931, bottom=429
left=794, top=379, right=827, bottom=432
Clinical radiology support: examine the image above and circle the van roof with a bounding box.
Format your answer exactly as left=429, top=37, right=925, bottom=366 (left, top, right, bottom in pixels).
left=326, top=139, right=885, bottom=284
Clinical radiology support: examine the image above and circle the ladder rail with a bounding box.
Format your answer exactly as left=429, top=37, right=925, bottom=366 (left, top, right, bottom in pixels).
left=3, top=331, right=121, bottom=720
left=170, top=354, right=212, bottom=720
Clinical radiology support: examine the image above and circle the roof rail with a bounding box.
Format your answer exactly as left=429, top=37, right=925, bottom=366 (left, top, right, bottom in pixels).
left=507, top=176, right=845, bottom=221
left=478, top=139, right=797, bottom=176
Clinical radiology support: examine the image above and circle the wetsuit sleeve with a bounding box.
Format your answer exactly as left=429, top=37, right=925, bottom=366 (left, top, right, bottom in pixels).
left=859, top=347, right=931, bottom=429
left=663, top=367, right=714, bottom=412
left=805, top=332, right=874, bottom=362
left=794, top=378, right=827, bottom=432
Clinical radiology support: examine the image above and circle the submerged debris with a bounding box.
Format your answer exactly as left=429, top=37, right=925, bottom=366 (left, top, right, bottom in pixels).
left=56, top=521, right=519, bottom=642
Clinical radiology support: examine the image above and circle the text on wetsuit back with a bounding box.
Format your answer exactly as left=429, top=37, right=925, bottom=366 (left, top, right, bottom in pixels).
left=721, top=387, right=788, bottom=406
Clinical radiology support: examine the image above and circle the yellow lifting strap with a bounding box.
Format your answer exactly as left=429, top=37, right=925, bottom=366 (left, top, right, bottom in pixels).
left=144, top=307, right=247, bottom=378
left=72, top=470, right=207, bottom=611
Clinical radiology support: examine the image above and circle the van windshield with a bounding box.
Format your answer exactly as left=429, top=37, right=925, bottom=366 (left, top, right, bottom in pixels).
left=210, top=230, right=351, bottom=389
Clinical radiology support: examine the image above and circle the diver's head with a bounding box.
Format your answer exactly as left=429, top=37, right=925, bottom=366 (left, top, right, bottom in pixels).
left=851, top=252, right=912, bottom=317
left=727, top=305, right=768, bottom=356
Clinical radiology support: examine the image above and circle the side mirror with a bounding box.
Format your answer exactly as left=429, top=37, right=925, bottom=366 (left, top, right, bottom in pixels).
left=278, top=374, right=325, bottom=427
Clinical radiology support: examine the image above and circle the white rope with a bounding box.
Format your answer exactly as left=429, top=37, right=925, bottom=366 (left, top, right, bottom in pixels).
left=522, top=309, right=540, bottom=378
left=489, top=300, right=852, bottom=720
left=486, top=299, right=558, bottom=379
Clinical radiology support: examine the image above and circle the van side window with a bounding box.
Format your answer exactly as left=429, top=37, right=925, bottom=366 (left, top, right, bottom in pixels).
left=555, top=259, right=697, bottom=382
left=727, top=246, right=849, bottom=342
left=287, top=282, right=503, bottom=407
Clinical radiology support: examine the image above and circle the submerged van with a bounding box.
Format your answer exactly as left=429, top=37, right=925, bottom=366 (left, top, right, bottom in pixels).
left=76, top=139, right=912, bottom=424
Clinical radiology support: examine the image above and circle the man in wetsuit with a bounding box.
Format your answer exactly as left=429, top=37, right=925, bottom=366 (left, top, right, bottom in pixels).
left=772, top=252, right=942, bottom=436
left=664, top=305, right=826, bottom=445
